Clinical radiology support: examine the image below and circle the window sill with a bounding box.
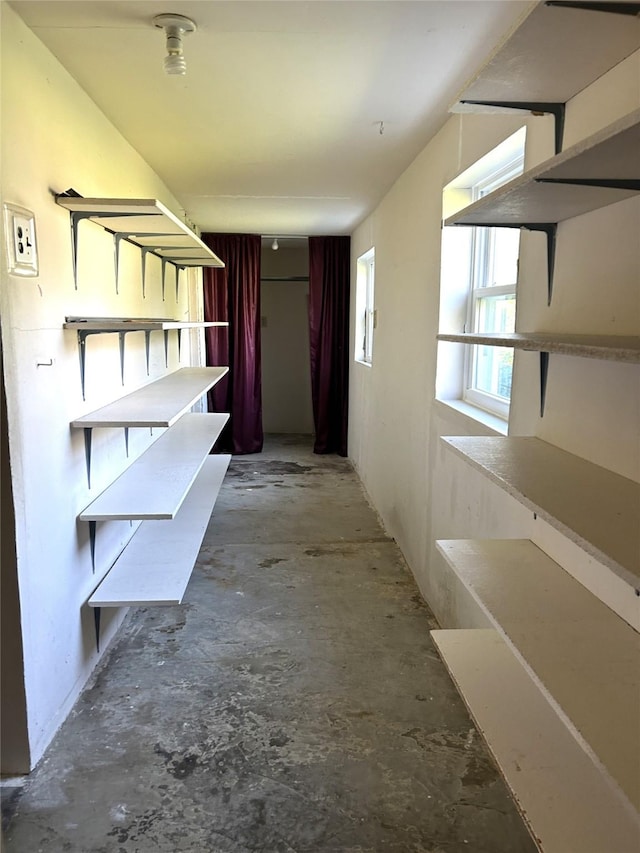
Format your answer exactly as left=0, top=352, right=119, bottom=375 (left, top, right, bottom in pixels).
left=355, top=358, right=372, bottom=368
left=435, top=398, right=508, bottom=436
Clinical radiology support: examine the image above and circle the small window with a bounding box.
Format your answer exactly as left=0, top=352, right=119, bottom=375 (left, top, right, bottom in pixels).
left=355, top=248, right=375, bottom=365
left=438, top=128, right=526, bottom=423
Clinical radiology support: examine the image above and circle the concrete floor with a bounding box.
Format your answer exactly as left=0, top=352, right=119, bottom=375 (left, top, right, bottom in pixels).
left=2, top=435, right=536, bottom=853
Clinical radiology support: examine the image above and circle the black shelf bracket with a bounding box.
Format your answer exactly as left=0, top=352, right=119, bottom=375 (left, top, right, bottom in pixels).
left=459, top=100, right=566, bottom=153
left=140, top=247, right=154, bottom=299
left=545, top=1, right=640, bottom=16
left=535, top=178, right=640, bottom=191
left=177, top=328, right=183, bottom=361
left=62, top=206, right=147, bottom=290
left=113, top=233, right=126, bottom=294
left=75, top=328, right=142, bottom=399
left=539, top=351, right=550, bottom=417
left=89, top=520, right=97, bottom=573
left=164, top=330, right=170, bottom=367
left=124, top=426, right=130, bottom=457
left=94, top=607, right=102, bottom=653
left=145, top=330, right=152, bottom=374
left=83, top=427, right=93, bottom=489
left=176, top=265, right=186, bottom=302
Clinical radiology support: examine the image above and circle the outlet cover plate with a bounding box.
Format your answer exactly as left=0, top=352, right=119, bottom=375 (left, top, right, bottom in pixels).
left=4, top=203, right=39, bottom=277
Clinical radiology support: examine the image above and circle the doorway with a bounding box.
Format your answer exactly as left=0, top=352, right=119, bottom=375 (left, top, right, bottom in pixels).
left=260, top=239, right=313, bottom=435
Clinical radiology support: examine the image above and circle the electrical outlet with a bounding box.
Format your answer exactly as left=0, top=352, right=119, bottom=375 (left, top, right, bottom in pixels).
left=3, top=203, right=39, bottom=277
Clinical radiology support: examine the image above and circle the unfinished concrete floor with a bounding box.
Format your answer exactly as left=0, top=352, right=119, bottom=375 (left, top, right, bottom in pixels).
left=2, top=435, right=536, bottom=853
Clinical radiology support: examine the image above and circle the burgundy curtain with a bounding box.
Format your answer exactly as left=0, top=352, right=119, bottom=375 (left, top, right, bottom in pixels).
left=202, top=234, right=263, bottom=455
left=308, top=236, right=350, bottom=456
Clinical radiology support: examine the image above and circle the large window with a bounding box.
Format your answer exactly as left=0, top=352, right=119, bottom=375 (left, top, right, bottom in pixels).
left=438, top=128, right=525, bottom=423
left=355, top=248, right=375, bottom=365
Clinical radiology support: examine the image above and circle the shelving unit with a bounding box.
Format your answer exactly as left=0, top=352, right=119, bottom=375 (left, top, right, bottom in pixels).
left=89, top=454, right=230, bottom=608
left=435, top=539, right=640, bottom=810
left=430, top=629, right=640, bottom=853
left=451, top=0, right=640, bottom=153
left=436, top=332, right=640, bottom=360
left=80, top=413, right=228, bottom=522
left=441, top=436, right=640, bottom=588
left=436, top=333, right=640, bottom=414
left=63, top=316, right=229, bottom=398
left=56, top=196, right=224, bottom=290
left=71, top=366, right=228, bottom=486
left=435, top=6, right=640, bottom=848
left=444, top=109, right=640, bottom=302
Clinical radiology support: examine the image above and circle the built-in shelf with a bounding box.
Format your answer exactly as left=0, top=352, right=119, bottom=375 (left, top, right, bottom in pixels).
left=436, top=332, right=640, bottom=361
left=436, top=539, right=640, bottom=810
left=445, top=109, right=640, bottom=227
left=89, top=454, right=230, bottom=609
left=451, top=0, right=640, bottom=153
left=437, top=333, right=640, bottom=415
left=63, top=317, right=228, bottom=399
left=71, top=366, right=228, bottom=429
left=430, top=628, right=640, bottom=853
left=441, top=436, right=640, bottom=588
left=71, top=366, right=228, bottom=487
left=80, top=412, right=227, bottom=523
left=55, top=196, right=224, bottom=289
left=444, top=110, right=640, bottom=302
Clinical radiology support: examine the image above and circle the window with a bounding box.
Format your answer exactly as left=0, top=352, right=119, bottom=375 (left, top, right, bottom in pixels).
left=438, top=128, right=526, bottom=423
left=355, top=248, right=375, bottom=365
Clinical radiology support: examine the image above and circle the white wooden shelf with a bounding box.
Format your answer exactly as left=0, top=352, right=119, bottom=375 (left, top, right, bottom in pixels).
left=445, top=109, right=640, bottom=228
left=450, top=0, right=640, bottom=156
left=431, top=628, right=640, bottom=853
left=436, top=332, right=640, bottom=362
left=64, top=317, right=228, bottom=400
left=436, top=539, right=640, bottom=811
left=71, top=367, right=228, bottom=429
left=451, top=1, right=640, bottom=113
left=89, top=455, right=230, bottom=608
left=441, top=436, right=640, bottom=587
left=64, top=317, right=228, bottom=332
left=80, top=412, right=228, bottom=521
left=56, top=196, right=224, bottom=289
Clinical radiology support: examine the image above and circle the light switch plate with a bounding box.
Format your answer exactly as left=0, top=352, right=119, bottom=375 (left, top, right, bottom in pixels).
left=3, top=203, right=39, bottom=277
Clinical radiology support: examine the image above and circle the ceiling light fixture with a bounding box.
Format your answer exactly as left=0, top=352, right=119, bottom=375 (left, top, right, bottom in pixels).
left=153, top=13, right=197, bottom=76
left=272, top=238, right=279, bottom=251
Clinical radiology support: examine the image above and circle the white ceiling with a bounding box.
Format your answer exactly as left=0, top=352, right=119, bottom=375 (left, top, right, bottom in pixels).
left=9, top=0, right=528, bottom=237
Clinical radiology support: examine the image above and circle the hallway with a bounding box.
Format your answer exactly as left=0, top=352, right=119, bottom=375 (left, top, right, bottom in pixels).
left=2, top=436, right=535, bottom=853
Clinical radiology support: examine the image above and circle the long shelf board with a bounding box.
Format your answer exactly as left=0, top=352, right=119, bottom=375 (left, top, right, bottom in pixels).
left=56, top=197, right=224, bottom=267
left=64, top=317, right=228, bottom=332
left=436, top=539, right=640, bottom=810
left=89, top=455, right=231, bottom=607
left=451, top=1, right=640, bottom=112
left=71, top=367, right=228, bottom=429
left=79, top=412, right=228, bottom=521
left=445, top=109, right=640, bottom=226
left=431, top=629, right=640, bottom=853
left=437, top=332, right=640, bottom=362
left=441, top=436, right=640, bottom=586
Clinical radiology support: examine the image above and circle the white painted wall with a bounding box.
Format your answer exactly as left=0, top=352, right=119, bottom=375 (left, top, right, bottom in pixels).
left=349, top=49, right=640, bottom=627
left=260, top=245, right=314, bottom=434
left=0, top=5, right=205, bottom=770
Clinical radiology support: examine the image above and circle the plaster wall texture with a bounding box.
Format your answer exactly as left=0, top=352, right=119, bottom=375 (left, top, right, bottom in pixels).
left=0, top=4, right=203, bottom=769
left=349, top=48, right=640, bottom=626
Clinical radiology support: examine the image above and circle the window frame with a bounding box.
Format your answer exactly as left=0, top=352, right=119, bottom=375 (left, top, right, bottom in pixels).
left=461, top=155, right=524, bottom=419
left=355, top=248, right=375, bottom=366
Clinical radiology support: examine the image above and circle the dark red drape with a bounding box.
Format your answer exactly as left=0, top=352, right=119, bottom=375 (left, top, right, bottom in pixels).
left=202, top=234, right=263, bottom=455
left=308, top=235, right=350, bottom=456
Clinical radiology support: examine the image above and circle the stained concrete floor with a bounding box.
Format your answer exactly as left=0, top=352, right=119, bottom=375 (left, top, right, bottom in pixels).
left=2, top=435, right=536, bottom=853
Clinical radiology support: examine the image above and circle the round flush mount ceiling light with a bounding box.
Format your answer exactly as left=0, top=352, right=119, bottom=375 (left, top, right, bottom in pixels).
left=153, top=13, right=197, bottom=76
